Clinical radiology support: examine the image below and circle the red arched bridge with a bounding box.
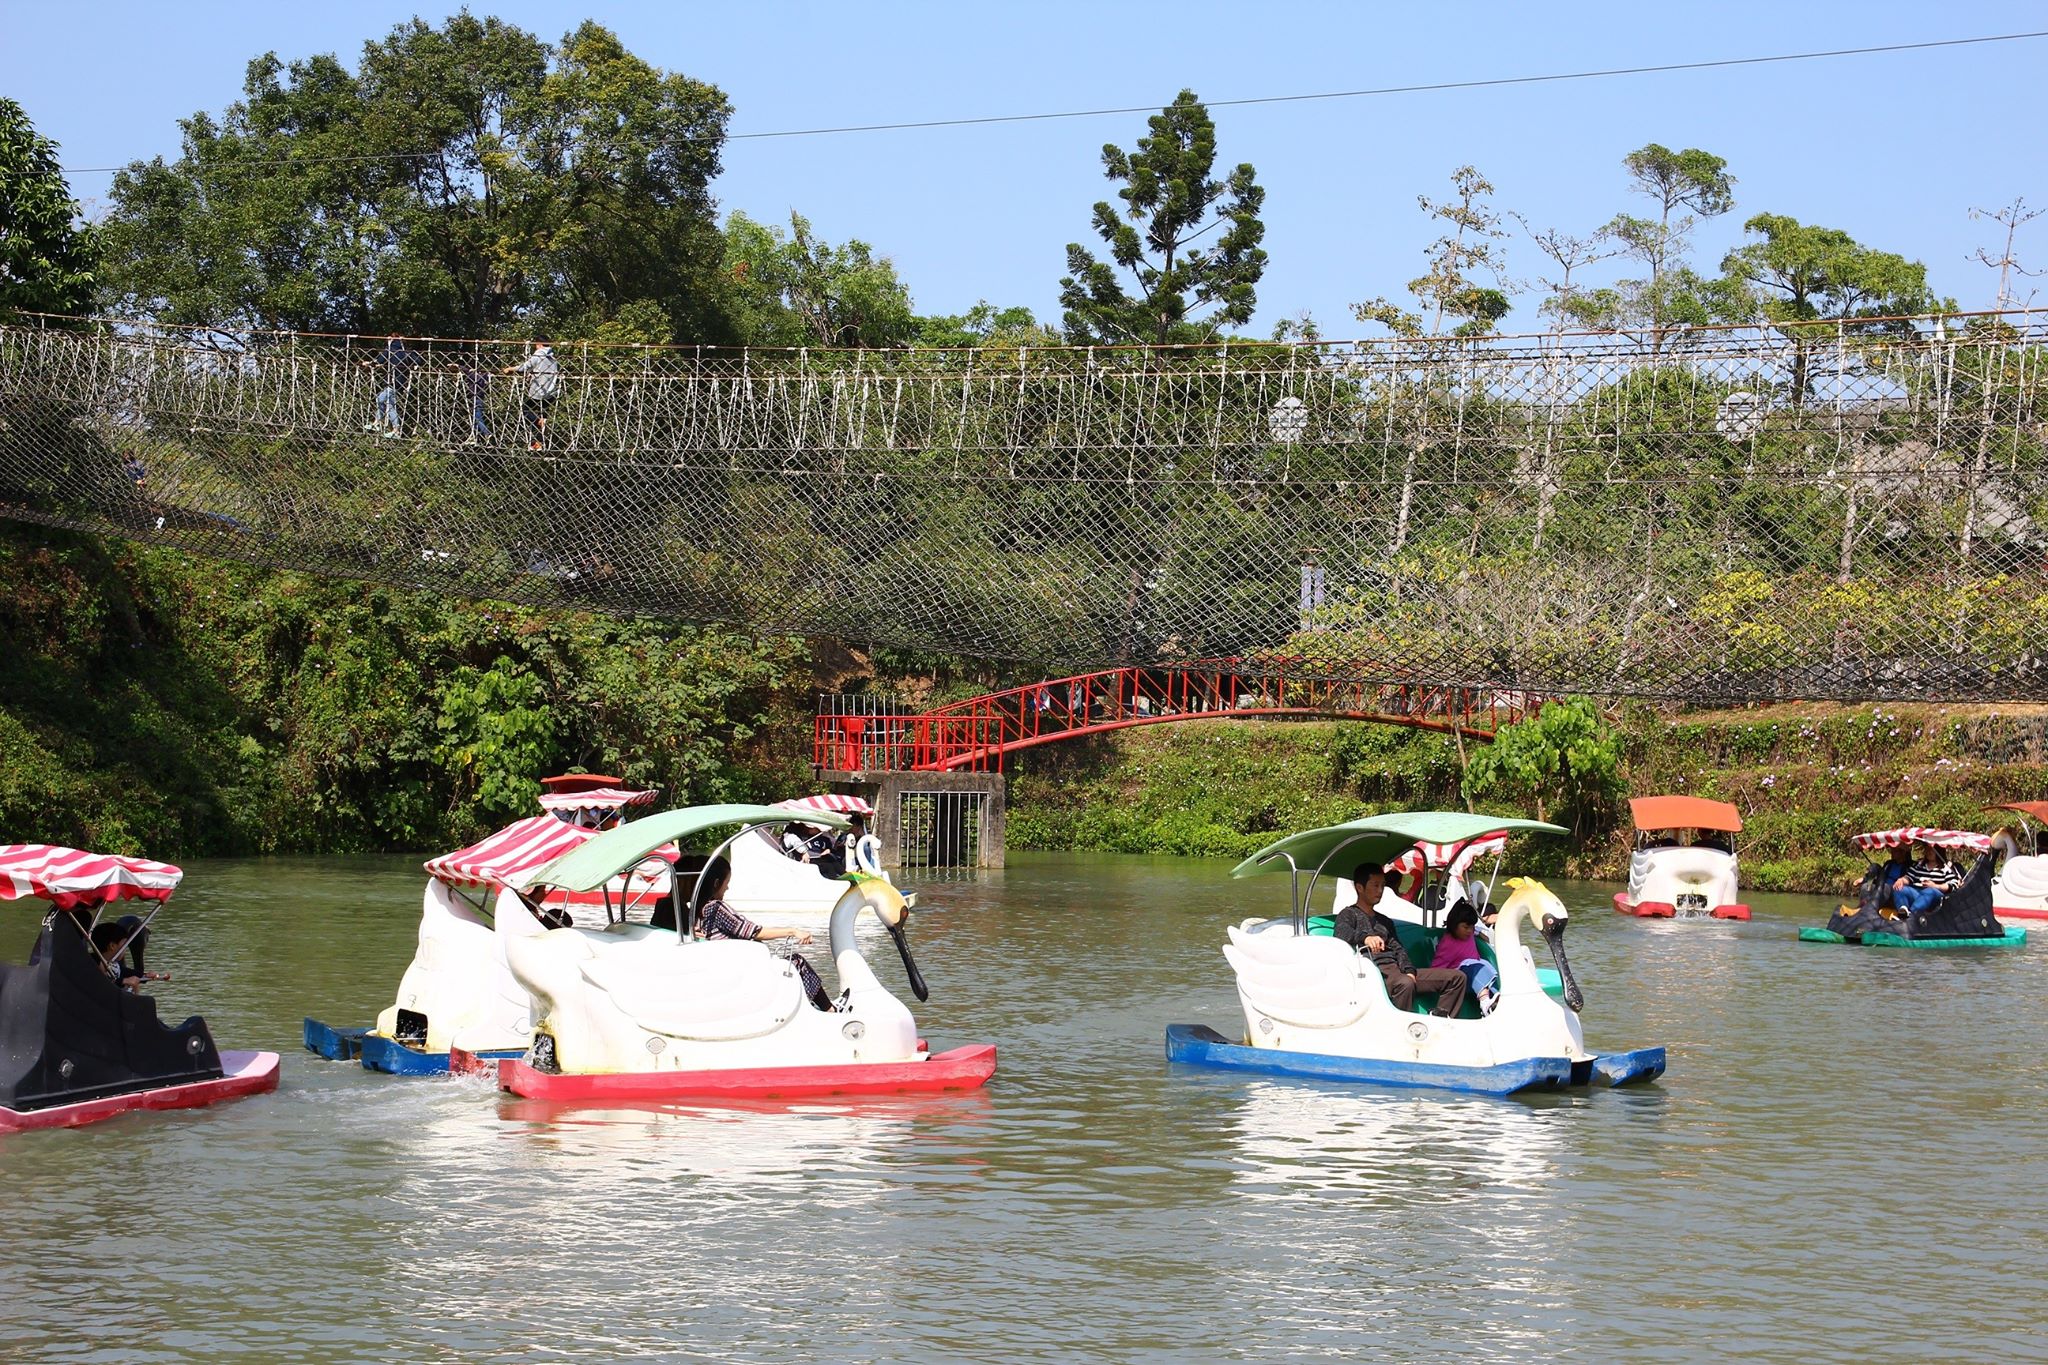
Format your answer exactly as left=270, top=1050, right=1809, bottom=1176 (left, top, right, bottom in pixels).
left=813, top=661, right=1547, bottom=774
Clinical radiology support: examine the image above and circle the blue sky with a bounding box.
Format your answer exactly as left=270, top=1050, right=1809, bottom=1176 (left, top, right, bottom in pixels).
left=5, top=1, right=2044, bottom=336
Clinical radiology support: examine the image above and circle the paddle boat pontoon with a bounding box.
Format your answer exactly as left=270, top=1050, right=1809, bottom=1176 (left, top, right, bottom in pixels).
left=0, top=844, right=279, bottom=1132
left=1990, top=802, right=2048, bottom=922
left=302, top=814, right=674, bottom=1074
left=1800, top=826, right=2023, bottom=948
left=484, top=804, right=995, bottom=1103
left=1612, top=795, right=1751, bottom=919
left=1167, top=812, right=1666, bottom=1096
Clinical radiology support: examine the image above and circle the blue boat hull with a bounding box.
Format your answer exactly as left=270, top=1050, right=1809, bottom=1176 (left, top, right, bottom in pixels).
left=303, top=1018, right=368, bottom=1062
left=1164, top=1025, right=1663, bottom=1095
left=358, top=1033, right=524, bottom=1076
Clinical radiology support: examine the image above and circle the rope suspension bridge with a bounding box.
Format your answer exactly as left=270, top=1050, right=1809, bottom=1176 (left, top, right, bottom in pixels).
left=2, top=311, right=2044, bottom=703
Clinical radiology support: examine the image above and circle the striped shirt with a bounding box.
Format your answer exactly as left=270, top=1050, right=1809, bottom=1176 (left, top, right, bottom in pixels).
left=696, top=899, right=762, bottom=941
left=1909, top=861, right=1962, bottom=891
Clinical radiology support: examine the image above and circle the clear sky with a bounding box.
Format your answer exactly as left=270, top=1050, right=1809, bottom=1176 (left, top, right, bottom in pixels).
left=4, top=1, right=2044, bottom=337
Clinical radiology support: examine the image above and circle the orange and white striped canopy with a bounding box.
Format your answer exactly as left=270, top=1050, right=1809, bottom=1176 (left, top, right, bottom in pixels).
left=773, top=794, right=875, bottom=817
left=424, top=817, right=603, bottom=890
left=535, top=786, right=659, bottom=814
left=1387, top=833, right=1508, bottom=881
left=1852, top=826, right=1992, bottom=853
left=0, top=844, right=184, bottom=910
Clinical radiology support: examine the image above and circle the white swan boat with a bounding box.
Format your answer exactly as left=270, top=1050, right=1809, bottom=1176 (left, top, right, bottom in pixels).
left=302, top=814, right=672, bottom=1074
left=1167, top=811, right=1665, bottom=1096
left=1990, top=801, right=2048, bottom=921
left=726, top=794, right=889, bottom=923
left=1612, top=795, right=1750, bottom=920
left=479, top=804, right=994, bottom=1102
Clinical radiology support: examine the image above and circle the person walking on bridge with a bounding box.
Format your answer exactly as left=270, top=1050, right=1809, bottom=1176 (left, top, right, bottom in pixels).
left=505, top=340, right=560, bottom=451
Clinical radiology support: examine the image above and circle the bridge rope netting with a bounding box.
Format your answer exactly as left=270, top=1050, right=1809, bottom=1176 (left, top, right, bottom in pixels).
left=1, top=312, right=2044, bottom=702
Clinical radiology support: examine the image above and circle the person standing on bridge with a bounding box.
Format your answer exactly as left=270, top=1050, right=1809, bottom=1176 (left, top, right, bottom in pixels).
left=363, top=337, right=418, bottom=438
left=506, top=339, right=560, bottom=451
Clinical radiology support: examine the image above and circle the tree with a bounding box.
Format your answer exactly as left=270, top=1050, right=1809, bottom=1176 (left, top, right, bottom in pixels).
left=1059, top=90, right=1266, bottom=345
left=1719, top=213, right=1935, bottom=399
left=1461, top=697, right=1623, bottom=838
left=915, top=301, right=1051, bottom=349
left=0, top=98, right=98, bottom=317
left=98, top=17, right=734, bottom=341
left=1597, top=144, right=1735, bottom=347
left=721, top=211, right=916, bottom=347
left=1353, top=165, right=1512, bottom=339
left=1969, top=197, right=2044, bottom=309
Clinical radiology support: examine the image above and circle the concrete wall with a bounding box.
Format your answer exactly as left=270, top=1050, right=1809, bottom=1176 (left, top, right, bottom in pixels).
left=819, top=769, right=1005, bottom=868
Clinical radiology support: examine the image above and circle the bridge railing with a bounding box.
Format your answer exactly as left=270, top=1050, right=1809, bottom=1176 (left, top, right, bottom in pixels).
left=813, top=662, right=1541, bottom=772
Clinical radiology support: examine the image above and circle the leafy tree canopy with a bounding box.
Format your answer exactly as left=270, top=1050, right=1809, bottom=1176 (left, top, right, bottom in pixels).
left=1059, top=90, right=1267, bottom=345
left=98, top=16, right=734, bottom=342
left=0, top=98, right=98, bottom=317
left=1719, top=213, right=1935, bottom=329
left=721, top=211, right=917, bottom=347
left=1353, top=165, right=1510, bottom=338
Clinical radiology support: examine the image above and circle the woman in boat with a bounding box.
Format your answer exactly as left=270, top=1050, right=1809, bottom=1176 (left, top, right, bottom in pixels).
left=694, top=859, right=834, bottom=1011
left=1430, top=902, right=1498, bottom=1014
left=1894, top=843, right=1962, bottom=917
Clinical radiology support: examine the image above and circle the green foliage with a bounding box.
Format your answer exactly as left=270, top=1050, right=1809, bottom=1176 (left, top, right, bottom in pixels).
left=1353, top=165, right=1512, bottom=338
left=1060, top=90, right=1267, bottom=345
left=0, top=523, right=812, bottom=855
left=0, top=98, right=97, bottom=316
left=721, top=211, right=917, bottom=347
left=98, top=16, right=734, bottom=341
left=1461, top=698, right=1623, bottom=837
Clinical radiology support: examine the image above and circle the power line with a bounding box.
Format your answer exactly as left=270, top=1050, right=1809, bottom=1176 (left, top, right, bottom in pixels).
left=59, top=29, right=2047, bottom=175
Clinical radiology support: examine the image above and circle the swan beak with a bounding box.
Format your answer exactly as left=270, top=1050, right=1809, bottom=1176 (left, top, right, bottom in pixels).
left=885, top=918, right=930, bottom=1003
left=1540, top=914, right=1584, bottom=1013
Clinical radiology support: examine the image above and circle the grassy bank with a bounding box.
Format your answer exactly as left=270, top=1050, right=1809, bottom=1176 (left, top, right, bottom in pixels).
left=1007, top=707, right=2048, bottom=895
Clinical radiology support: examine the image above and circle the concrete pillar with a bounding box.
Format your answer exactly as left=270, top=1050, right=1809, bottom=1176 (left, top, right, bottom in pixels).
left=817, top=769, right=1005, bottom=868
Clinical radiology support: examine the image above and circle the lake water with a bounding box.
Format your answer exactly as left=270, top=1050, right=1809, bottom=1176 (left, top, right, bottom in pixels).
left=4, top=851, right=2046, bottom=1363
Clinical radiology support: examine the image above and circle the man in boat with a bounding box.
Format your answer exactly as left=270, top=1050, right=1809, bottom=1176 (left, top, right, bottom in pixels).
left=695, top=859, right=835, bottom=1011
left=1331, top=863, right=1470, bottom=1018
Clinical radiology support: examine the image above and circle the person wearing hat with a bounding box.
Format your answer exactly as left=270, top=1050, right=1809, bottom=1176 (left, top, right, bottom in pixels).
left=1429, top=900, right=1499, bottom=1014
left=1331, top=862, right=1469, bottom=1018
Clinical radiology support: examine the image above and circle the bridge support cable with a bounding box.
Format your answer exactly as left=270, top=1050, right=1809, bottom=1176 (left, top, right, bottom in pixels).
left=2, top=312, right=2045, bottom=703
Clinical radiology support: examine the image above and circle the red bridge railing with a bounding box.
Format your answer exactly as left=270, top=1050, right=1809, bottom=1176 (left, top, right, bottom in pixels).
left=813, top=660, right=1545, bottom=774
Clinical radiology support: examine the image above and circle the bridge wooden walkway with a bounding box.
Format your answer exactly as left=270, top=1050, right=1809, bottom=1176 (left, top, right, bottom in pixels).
left=813, top=661, right=1545, bottom=773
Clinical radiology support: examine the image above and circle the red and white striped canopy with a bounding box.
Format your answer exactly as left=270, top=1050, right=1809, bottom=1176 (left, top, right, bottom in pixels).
left=773, top=794, right=875, bottom=817
left=0, top=844, right=184, bottom=911
left=535, top=786, right=659, bottom=814
left=1387, top=833, right=1508, bottom=880
left=1853, top=826, right=1992, bottom=853
left=425, top=817, right=602, bottom=890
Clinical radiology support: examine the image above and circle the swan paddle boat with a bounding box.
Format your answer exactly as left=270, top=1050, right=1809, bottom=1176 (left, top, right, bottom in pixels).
left=1612, top=795, right=1751, bottom=919
left=484, top=804, right=995, bottom=1103
left=1167, top=812, right=1666, bottom=1096
left=0, top=844, right=279, bottom=1132
left=1799, top=826, right=2023, bottom=948
left=1990, top=802, right=2048, bottom=921
left=725, top=794, right=889, bottom=923
left=301, top=814, right=674, bottom=1074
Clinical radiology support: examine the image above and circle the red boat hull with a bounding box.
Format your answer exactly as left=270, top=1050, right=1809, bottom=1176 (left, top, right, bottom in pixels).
left=1613, top=893, right=1750, bottom=920
left=1996, top=904, right=2048, bottom=921
left=0, top=1050, right=280, bottom=1133
left=496, top=1044, right=997, bottom=1102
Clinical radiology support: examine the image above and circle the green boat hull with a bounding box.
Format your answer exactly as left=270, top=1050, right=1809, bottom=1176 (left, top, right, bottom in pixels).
left=1798, top=925, right=2027, bottom=949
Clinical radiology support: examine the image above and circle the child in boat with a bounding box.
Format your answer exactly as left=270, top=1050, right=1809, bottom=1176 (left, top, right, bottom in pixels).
left=693, top=859, right=835, bottom=1011
left=1430, top=903, right=1499, bottom=1014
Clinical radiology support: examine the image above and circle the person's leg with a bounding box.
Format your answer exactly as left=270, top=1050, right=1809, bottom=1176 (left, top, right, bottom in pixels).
left=792, top=953, right=833, bottom=1010
left=375, top=387, right=398, bottom=432
left=1459, top=959, right=1499, bottom=999
left=523, top=397, right=541, bottom=447
left=1377, top=959, right=1415, bottom=1011
left=1414, top=966, right=1469, bottom=1017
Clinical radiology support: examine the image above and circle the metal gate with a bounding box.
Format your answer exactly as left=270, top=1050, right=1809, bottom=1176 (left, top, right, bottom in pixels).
left=896, top=791, right=985, bottom=869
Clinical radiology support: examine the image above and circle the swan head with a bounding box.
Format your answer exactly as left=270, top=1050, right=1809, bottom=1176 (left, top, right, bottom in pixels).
left=1501, top=876, right=1582, bottom=1013
left=840, top=874, right=909, bottom=928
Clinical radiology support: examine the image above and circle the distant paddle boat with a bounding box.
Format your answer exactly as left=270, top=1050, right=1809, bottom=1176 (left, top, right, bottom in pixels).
left=301, top=815, right=673, bottom=1075
left=487, top=805, right=995, bottom=1103
left=1800, top=826, right=2023, bottom=948
left=727, top=794, right=889, bottom=922
left=0, top=845, right=279, bottom=1132
left=1989, top=802, right=2048, bottom=922
left=1612, top=795, right=1751, bottom=919
left=1167, top=812, right=1666, bottom=1096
